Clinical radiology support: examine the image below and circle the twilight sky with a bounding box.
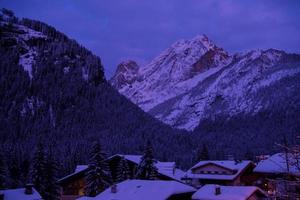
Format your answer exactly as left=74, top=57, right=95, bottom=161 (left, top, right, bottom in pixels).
left=1, top=0, right=300, bottom=78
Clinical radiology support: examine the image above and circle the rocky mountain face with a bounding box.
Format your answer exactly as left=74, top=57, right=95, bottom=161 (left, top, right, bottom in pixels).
left=110, top=60, right=140, bottom=90
left=111, top=35, right=300, bottom=131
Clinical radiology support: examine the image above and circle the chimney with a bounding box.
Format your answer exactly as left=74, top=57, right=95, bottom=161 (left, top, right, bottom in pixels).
left=215, top=185, right=221, bottom=195
left=25, top=183, right=34, bottom=195
left=111, top=184, right=117, bottom=193
left=0, top=193, right=4, bottom=200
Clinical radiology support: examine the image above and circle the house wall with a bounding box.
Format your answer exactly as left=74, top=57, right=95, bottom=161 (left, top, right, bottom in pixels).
left=60, top=195, right=82, bottom=200
left=192, top=165, right=233, bottom=175
left=167, top=192, right=194, bottom=200
left=247, top=192, right=267, bottom=200
left=61, top=177, right=85, bottom=195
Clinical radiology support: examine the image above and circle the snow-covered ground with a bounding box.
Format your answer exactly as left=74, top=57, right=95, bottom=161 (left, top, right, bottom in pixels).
left=0, top=187, right=42, bottom=200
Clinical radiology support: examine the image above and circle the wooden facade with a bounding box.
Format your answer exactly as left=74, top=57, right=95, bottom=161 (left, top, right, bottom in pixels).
left=184, top=161, right=258, bottom=188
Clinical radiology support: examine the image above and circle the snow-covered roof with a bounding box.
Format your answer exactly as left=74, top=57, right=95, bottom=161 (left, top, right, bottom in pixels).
left=185, top=160, right=253, bottom=180
left=192, top=184, right=266, bottom=200
left=58, top=165, right=90, bottom=183
left=75, top=165, right=89, bottom=173
left=254, top=153, right=300, bottom=175
left=0, top=188, right=42, bottom=200
left=78, top=179, right=196, bottom=200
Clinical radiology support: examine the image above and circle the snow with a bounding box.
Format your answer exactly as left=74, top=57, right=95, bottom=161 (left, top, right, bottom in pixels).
left=17, top=24, right=47, bottom=41
left=63, top=66, right=70, bottom=74
left=254, top=153, right=300, bottom=175
left=82, top=67, right=89, bottom=81
left=185, top=160, right=253, bottom=181
left=58, top=165, right=89, bottom=183
left=19, top=49, right=36, bottom=79
left=75, top=165, right=88, bottom=172
left=254, top=68, right=300, bottom=90
left=192, top=184, right=266, bottom=200
left=78, top=179, right=196, bottom=200
left=113, top=33, right=300, bottom=131
left=10, top=23, right=47, bottom=79
left=0, top=188, right=42, bottom=200
left=117, top=34, right=230, bottom=113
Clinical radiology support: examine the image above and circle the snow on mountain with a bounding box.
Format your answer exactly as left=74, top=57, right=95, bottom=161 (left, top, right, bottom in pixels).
left=111, top=35, right=231, bottom=111
left=1, top=16, right=47, bottom=79
left=110, top=60, right=140, bottom=89
left=111, top=35, right=300, bottom=131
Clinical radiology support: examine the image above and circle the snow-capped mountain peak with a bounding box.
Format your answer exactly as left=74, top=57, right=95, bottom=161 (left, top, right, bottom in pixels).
left=110, top=60, right=140, bottom=90
left=111, top=35, right=300, bottom=131
left=111, top=35, right=231, bottom=111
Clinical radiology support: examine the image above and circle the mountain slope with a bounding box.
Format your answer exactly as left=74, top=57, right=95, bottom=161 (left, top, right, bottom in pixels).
left=111, top=36, right=300, bottom=131
left=0, top=9, right=194, bottom=186
left=111, top=35, right=231, bottom=112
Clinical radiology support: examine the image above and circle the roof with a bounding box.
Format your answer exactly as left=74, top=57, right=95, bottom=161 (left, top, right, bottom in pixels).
left=75, top=165, right=89, bottom=173
left=254, top=153, right=300, bottom=175
left=78, top=179, right=196, bottom=200
left=185, top=160, right=253, bottom=181
left=59, top=154, right=185, bottom=183
left=109, top=154, right=185, bottom=181
left=58, top=165, right=89, bottom=184
left=192, top=184, right=266, bottom=200
left=0, top=188, right=42, bottom=200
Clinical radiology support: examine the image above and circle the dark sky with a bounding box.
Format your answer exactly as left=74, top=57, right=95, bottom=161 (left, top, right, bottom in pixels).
left=1, top=0, right=300, bottom=78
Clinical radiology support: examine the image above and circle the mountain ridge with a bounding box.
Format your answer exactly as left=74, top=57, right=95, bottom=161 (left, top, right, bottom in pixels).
left=111, top=35, right=300, bottom=131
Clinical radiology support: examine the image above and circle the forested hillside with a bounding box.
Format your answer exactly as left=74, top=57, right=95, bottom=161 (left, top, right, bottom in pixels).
left=0, top=9, right=193, bottom=187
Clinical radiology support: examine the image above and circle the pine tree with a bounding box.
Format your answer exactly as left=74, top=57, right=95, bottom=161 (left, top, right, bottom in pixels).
left=0, top=153, right=7, bottom=189
left=85, top=141, right=112, bottom=197
left=115, top=156, right=131, bottom=183
left=135, top=141, right=158, bottom=180
left=31, top=142, right=46, bottom=195
left=43, top=149, right=60, bottom=200
left=197, top=144, right=209, bottom=161
left=244, top=148, right=254, bottom=161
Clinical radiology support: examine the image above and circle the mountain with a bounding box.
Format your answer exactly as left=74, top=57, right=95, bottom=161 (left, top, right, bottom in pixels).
left=110, top=60, right=140, bottom=90
left=111, top=35, right=300, bottom=131
left=0, top=9, right=196, bottom=187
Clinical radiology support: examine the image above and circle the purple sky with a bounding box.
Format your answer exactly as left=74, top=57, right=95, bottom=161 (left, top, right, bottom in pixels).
left=1, top=0, right=300, bottom=78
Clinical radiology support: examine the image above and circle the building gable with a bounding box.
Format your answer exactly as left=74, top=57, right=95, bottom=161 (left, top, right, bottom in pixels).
left=191, top=163, right=236, bottom=175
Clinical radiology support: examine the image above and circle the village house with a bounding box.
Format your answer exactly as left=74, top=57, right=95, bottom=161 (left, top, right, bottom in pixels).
left=77, top=179, right=196, bottom=200
left=254, top=153, right=300, bottom=199
left=182, top=160, right=257, bottom=188
left=192, top=184, right=267, bottom=200
left=0, top=184, right=42, bottom=200
left=58, top=154, right=185, bottom=200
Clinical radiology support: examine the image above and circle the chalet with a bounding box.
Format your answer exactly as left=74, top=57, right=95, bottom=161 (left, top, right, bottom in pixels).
left=58, top=154, right=185, bottom=200
left=77, top=179, right=196, bottom=200
left=0, top=184, right=42, bottom=200
left=253, top=153, right=300, bottom=198
left=183, top=160, right=257, bottom=188
left=192, top=184, right=267, bottom=200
